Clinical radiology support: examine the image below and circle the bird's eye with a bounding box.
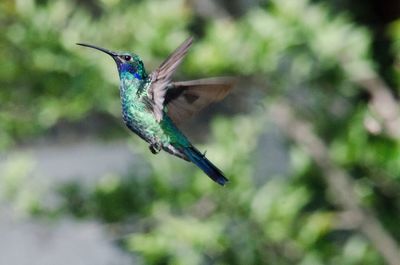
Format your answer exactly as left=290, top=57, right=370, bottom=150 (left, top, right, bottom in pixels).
left=123, top=55, right=132, bottom=61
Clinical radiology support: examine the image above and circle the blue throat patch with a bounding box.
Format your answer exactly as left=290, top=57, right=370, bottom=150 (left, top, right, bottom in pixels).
left=134, top=73, right=142, bottom=80
left=119, top=63, right=145, bottom=80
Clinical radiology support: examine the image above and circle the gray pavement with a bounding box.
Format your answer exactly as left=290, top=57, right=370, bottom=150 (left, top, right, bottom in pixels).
left=0, top=140, right=142, bottom=265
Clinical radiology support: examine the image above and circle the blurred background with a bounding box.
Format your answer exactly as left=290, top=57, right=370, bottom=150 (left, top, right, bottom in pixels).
left=1, top=0, right=400, bottom=264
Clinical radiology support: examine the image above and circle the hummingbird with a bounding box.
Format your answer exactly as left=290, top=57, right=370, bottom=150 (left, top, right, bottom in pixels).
left=77, top=37, right=234, bottom=185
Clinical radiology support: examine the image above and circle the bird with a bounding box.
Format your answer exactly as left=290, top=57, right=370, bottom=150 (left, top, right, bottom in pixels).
left=77, top=37, right=234, bottom=185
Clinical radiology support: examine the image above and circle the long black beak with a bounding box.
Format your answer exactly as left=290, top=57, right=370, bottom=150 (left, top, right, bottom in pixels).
left=76, top=43, right=117, bottom=57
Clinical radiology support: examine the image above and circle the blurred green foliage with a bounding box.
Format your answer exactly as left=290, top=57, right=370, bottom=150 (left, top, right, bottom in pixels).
left=1, top=0, right=400, bottom=264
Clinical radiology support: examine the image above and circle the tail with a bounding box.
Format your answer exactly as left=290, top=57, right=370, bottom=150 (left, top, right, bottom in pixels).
left=183, top=146, right=228, bottom=186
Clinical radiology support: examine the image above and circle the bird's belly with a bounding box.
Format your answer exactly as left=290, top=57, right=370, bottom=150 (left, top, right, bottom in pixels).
left=122, top=106, right=169, bottom=145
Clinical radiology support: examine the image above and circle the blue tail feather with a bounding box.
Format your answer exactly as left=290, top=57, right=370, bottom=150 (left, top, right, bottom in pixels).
left=183, top=147, right=228, bottom=186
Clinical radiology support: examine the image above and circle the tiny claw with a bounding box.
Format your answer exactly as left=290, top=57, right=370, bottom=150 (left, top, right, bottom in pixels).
left=202, top=150, right=207, bottom=157
left=149, top=143, right=161, bottom=154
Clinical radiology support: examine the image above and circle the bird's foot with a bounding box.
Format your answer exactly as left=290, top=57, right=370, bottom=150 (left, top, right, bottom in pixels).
left=149, top=142, right=162, bottom=154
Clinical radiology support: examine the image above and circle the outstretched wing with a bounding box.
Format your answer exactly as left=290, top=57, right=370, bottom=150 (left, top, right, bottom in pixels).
left=148, top=37, right=193, bottom=122
left=164, top=77, right=235, bottom=124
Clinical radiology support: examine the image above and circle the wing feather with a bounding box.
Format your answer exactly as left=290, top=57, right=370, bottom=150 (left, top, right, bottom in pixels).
left=165, top=77, right=235, bottom=124
left=149, top=37, right=194, bottom=122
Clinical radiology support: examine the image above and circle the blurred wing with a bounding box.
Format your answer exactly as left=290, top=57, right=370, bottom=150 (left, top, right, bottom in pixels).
left=149, top=37, right=193, bottom=122
left=165, top=77, right=235, bottom=124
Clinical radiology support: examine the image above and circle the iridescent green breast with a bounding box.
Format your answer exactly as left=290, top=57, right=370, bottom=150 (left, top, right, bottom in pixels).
left=119, top=73, right=166, bottom=144
left=119, top=72, right=190, bottom=147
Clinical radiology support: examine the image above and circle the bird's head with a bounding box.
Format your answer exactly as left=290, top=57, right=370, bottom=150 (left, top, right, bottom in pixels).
left=77, top=43, right=147, bottom=80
